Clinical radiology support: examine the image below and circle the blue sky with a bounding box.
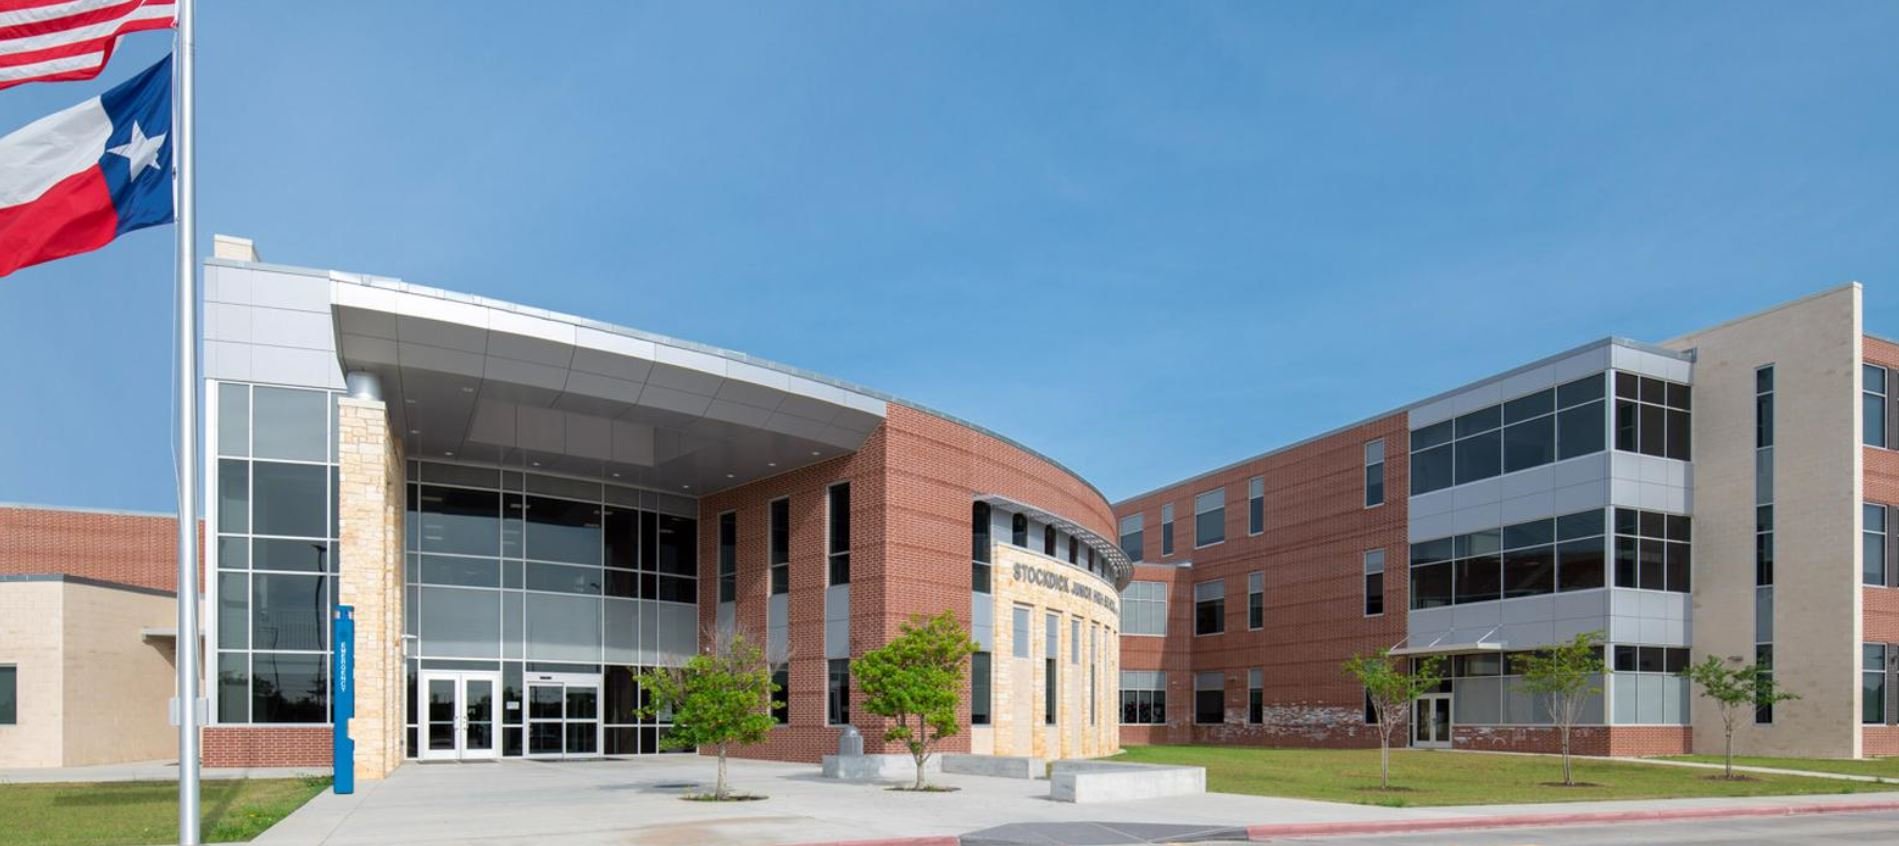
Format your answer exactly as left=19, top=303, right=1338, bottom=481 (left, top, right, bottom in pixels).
left=4, top=2, right=1899, bottom=513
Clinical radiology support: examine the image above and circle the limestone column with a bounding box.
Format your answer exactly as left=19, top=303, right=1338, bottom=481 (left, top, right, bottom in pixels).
left=336, top=397, right=405, bottom=781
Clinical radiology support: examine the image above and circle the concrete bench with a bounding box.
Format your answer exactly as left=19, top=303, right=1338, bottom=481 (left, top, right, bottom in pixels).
left=1047, top=761, right=1206, bottom=803
left=820, top=753, right=940, bottom=783
left=940, top=753, right=1045, bottom=779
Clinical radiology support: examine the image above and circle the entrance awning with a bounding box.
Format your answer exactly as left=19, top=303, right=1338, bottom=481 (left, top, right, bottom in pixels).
left=1388, top=641, right=1504, bottom=657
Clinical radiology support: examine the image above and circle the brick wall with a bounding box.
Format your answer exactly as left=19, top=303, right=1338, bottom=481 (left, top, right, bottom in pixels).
left=700, top=403, right=1118, bottom=763
left=1454, top=725, right=1690, bottom=757
left=1115, top=413, right=1409, bottom=749
left=1865, top=725, right=1899, bottom=757
left=202, top=725, right=332, bottom=768
left=0, top=505, right=200, bottom=592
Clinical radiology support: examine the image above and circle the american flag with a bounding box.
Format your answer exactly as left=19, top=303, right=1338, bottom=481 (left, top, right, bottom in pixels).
left=0, top=0, right=174, bottom=91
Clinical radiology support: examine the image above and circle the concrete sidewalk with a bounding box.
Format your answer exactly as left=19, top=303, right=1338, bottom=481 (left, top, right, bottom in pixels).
left=0, top=758, right=326, bottom=784
left=245, top=756, right=1899, bottom=846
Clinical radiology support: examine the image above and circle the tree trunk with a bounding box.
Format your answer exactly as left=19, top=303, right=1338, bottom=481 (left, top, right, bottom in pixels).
left=914, top=714, right=928, bottom=790
left=1724, top=719, right=1735, bottom=780
left=1379, top=722, right=1391, bottom=789
left=717, top=743, right=729, bottom=799
left=1560, top=720, right=1573, bottom=786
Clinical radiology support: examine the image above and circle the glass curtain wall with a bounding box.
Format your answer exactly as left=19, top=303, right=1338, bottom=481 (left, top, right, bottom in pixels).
left=403, top=460, right=700, bottom=758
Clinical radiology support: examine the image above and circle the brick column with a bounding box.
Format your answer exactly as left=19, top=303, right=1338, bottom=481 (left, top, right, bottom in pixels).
left=336, top=397, right=405, bottom=781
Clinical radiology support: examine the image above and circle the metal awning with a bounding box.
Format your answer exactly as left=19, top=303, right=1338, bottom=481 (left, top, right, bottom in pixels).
left=974, top=493, right=1133, bottom=590
left=1388, top=641, right=1504, bottom=657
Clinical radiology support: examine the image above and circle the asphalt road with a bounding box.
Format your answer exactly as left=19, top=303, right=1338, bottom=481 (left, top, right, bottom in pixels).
left=1267, top=810, right=1899, bottom=845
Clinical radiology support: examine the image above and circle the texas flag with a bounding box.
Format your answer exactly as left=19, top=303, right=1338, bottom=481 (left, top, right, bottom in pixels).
left=0, top=54, right=170, bottom=277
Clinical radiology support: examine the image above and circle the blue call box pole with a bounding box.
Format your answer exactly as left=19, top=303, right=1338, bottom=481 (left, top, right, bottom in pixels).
left=332, top=605, right=355, bottom=794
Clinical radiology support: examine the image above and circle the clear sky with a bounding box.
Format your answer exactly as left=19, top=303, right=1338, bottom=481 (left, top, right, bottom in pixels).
left=3, top=2, right=1899, bottom=513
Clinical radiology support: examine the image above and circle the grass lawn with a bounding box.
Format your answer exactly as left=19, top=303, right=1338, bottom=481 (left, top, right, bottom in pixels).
left=1659, top=755, right=1899, bottom=780
left=0, top=777, right=330, bottom=846
left=1112, top=745, right=1899, bottom=807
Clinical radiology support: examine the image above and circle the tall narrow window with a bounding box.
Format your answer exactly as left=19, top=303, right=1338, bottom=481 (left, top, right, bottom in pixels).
left=771, top=667, right=789, bottom=724
left=827, top=658, right=850, bottom=725
left=971, top=652, right=992, bottom=725
left=717, top=511, right=737, bottom=602
left=1364, top=439, right=1386, bottom=507
left=1756, top=365, right=1775, bottom=724
left=1247, top=571, right=1264, bottom=630
left=827, top=483, right=851, bottom=586
left=1194, top=579, right=1225, bottom=636
left=1012, top=605, right=1031, bottom=658
left=1866, top=503, right=1888, bottom=588
left=1364, top=549, right=1385, bottom=616
left=1867, top=364, right=1889, bottom=448
left=1248, top=476, right=1265, bottom=535
left=769, top=498, right=790, bottom=595
left=1012, top=512, right=1028, bottom=547
left=1045, top=613, right=1059, bottom=725
left=972, top=501, right=992, bottom=593
left=1044, top=524, right=1057, bottom=556
left=1119, top=514, right=1144, bottom=563
left=1194, top=671, right=1224, bottom=724
left=1247, top=668, right=1264, bottom=724
left=1864, top=644, right=1887, bottom=725
left=1068, top=535, right=1078, bottom=565
left=0, top=665, right=14, bottom=725
left=1194, top=489, right=1225, bottom=547
left=1160, top=504, right=1175, bottom=556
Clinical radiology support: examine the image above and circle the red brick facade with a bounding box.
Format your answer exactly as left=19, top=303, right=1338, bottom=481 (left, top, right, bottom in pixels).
left=1116, top=413, right=1408, bottom=749
left=698, top=403, right=1118, bottom=762
left=0, top=505, right=199, bottom=592
left=1863, top=336, right=1899, bottom=750
left=202, top=726, right=333, bottom=768
left=1453, top=725, right=1690, bottom=757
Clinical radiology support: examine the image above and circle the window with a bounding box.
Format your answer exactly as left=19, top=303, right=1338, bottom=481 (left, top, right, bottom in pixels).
left=1410, top=509, right=1604, bottom=610
left=1869, top=504, right=1890, bottom=588
left=1755, top=645, right=1775, bottom=724
left=1071, top=618, right=1081, bottom=664
left=1364, top=549, right=1385, bottom=616
left=1120, top=670, right=1166, bottom=724
left=0, top=665, right=13, bottom=725
left=1068, top=535, right=1078, bottom=565
left=1044, top=525, right=1057, bottom=557
left=827, top=483, right=851, bottom=585
left=1194, top=671, right=1225, bottom=724
left=1865, top=644, right=1888, bottom=725
left=1757, top=366, right=1775, bottom=724
left=971, top=652, right=992, bottom=725
left=1867, top=364, right=1889, bottom=448
left=972, top=502, right=992, bottom=594
left=771, top=667, right=789, bottom=724
left=1194, top=579, right=1225, bottom=635
left=1364, top=689, right=1378, bottom=724
left=1120, top=581, right=1168, bottom=636
left=1012, top=605, right=1032, bottom=658
left=1410, top=374, right=1607, bottom=495
left=1364, top=439, right=1385, bottom=507
left=1119, top=514, right=1144, bottom=563
left=1611, top=509, right=1691, bottom=593
left=1613, top=372, right=1692, bottom=460
left=1045, top=613, right=1059, bottom=725
left=1247, top=571, right=1264, bottom=630
left=1194, top=490, right=1225, bottom=547
left=1012, top=512, right=1028, bottom=547
left=1248, top=668, right=1264, bottom=724
left=1160, top=504, right=1175, bottom=556
left=1248, top=476, right=1265, bottom=534
left=769, top=498, right=790, bottom=596
left=717, top=511, right=737, bottom=603
left=1611, top=645, right=1690, bottom=674
left=827, top=658, right=850, bottom=725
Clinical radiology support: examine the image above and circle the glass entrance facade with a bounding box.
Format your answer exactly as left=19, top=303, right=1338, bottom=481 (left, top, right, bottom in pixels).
left=401, top=460, right=703, bottom=758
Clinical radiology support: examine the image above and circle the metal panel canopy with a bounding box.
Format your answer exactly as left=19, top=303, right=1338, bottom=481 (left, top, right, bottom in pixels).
left=975, top=493, right=1134, bottom=590
left=329, top=276, right=887, bottom=496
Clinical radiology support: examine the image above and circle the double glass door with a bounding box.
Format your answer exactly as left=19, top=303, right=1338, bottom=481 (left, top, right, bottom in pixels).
left=420, top=671, right=499, bottom=761
left=527, top=676, right=600, bottom=758
left=1413, top=694, right=1452, bottom=748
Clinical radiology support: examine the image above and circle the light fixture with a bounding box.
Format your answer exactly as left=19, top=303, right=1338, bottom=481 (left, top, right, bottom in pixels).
left=767, top=462, right=777, bottom=468
left=461, top=386, right=475, bottom=393
left=532, top=461, right=541, bottom=467
left=726, top=473, right=735, bottom=479
left=811, top=450, right=821, bottom=456
left=611, top=472, right=621, bottom=478
left=682, top=484, right=692, bottom=489
left=444, top=451, right=454, bottom=457
left=409, top=429, right=420, bottom=435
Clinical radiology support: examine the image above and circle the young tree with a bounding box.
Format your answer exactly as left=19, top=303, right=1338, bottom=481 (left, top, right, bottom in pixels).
left=636, top=628, right=782, bottom=800
left=855, top=611, right=979, bottom=790
left=1513, top=631, right=1606, bottom=786
left=1342, top=650, right=1445, bottom=789
left=1680, top=655, right=1800, bottom=780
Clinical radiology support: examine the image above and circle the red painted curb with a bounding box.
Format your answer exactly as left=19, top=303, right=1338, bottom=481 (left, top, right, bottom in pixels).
left=1245, top=799, right=1899, bottom=840
left=787, top=837, right=958, bottom=846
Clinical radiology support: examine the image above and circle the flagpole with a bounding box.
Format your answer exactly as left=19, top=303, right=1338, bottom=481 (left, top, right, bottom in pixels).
left=174, top=0, right=201, bottom=844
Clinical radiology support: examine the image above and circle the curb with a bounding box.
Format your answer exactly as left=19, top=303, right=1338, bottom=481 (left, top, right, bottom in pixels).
left=788, top=838, right=958, bottom=846
left=1245, top=799, right=1899, bottom=841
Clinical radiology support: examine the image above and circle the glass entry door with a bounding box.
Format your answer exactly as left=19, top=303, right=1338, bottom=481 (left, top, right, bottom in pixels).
left=1412, top=693, right=1452, bottom=748
left=419, top=671, right=499, bottom=762
left=526, top=675, right=601, bottom=758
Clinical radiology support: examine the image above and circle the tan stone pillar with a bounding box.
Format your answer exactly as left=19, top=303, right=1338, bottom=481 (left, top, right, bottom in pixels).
left=336, top=397, right=406, bottom=781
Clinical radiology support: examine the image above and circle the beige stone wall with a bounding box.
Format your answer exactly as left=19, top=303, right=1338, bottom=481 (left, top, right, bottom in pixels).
left=1665, top=284, right=1863, bottom=757
left=60, top=582, right=176, bottom=766
left=987, top=543, right=1121, bottom=760
left=0, top=581, right=65, bottom=767
left=336, top=397, right=406, bottom=780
